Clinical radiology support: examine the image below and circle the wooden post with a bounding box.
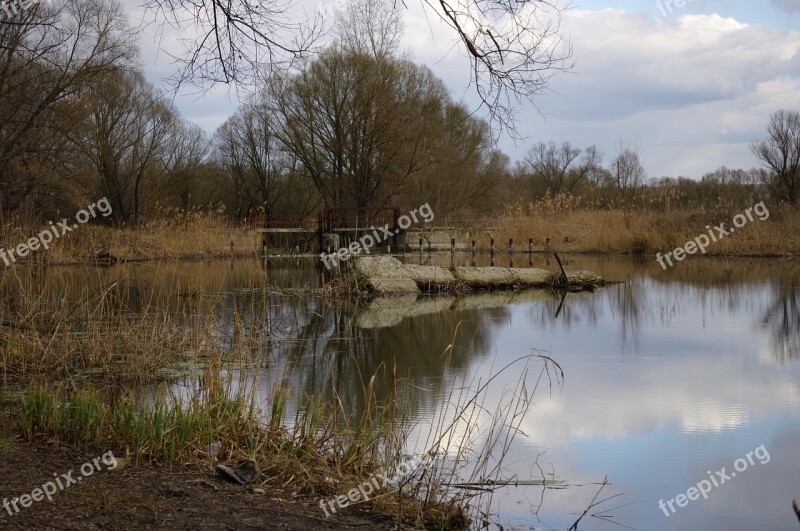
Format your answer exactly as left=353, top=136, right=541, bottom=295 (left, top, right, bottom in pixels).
left=450, top=238, right=455, bottom=267
left=392, top=208, right=400, bottom=252
left=471, top=240, right=476, bottom=256
left=419, top=237, right=423, bottom=256
left=508, top=238, right=513, bottom=254
left=490, top=238, right=495, bottom=258
left=528, top=238, right=533, bottom=266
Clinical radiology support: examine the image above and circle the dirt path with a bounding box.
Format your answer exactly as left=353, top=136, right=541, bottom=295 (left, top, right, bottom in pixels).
left=0, top=435, right=397, bottom=530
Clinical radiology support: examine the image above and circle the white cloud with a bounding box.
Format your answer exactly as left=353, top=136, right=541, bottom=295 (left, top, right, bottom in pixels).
left=497, top=9, right=800, bottom=177
left=134, top=5, right=800, bottom=178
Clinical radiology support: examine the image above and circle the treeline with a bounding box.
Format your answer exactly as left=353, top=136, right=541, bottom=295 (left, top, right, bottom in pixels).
left=1, top=0, right=797, bottom=229
left=0, top=0, right=505, bottom=225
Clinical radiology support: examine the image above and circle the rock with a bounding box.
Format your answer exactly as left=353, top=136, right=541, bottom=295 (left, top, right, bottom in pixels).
left=351, top=256, right=420, bottom=295
left=101, top=456, right=128, bottom=471
left=368, top=277, right=420, bottom=295
left=567, top=271, right=605, bottom=286
left=513, top=268, right=555, bottom=287
left=451, top=267, right=519, bottom=289
left=216, top=461, right=257, bottom=485
left=350, top=257, right=606, bottom=295
left=404, top=264, right=457, bottom=291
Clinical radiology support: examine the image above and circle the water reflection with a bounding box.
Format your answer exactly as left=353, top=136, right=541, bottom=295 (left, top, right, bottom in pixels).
left=4, top=255, right=800, bottom=530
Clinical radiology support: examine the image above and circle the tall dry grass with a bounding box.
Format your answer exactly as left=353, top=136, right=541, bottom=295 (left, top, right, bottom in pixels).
left=1, top=207, right=263, bottom=266
left=1, top=269, right=561, bottom=528
left=493, top=195, right=800, bottom=256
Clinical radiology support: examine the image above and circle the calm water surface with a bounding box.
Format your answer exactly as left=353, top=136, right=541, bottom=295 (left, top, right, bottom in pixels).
left=27, top=255, right=800, bottom=530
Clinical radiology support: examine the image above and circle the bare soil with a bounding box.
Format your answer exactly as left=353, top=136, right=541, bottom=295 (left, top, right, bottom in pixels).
left=0, top=430, right=398, bottom=530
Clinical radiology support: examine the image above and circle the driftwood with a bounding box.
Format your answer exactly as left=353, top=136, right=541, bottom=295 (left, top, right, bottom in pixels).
left=551, top=253, right=568, bottom=288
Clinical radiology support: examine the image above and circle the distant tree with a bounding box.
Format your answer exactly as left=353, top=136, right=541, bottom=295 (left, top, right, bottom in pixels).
left=414, top=103, right=508, bottom=216
left=161, top=120, right=211, bottom=210
left=610, top=142, right=646, bottom=197
left=214, top=99, right=305, bottom=218
left=335, top=0, right=402, bottom=61
left=750, top=109, right=800, bottom=204
left=523, top=141, right=602, bottom=197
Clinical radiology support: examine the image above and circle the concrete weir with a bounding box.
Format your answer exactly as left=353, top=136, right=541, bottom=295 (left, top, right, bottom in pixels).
left=351, top=256, right=606, bottom=295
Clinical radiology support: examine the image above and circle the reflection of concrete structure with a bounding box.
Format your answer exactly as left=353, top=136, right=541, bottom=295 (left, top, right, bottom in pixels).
left=355, top=291, right=562, bottom=328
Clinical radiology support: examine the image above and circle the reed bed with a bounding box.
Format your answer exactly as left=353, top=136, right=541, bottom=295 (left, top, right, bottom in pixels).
left=1, top=207, right=262, bottom=266
left=1, top=265, right=566, bottom=528
left=494, top=198, right=800, bottom=256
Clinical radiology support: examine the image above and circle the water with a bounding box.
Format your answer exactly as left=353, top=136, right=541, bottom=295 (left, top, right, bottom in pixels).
left=17, top=255, right=800, bottom=530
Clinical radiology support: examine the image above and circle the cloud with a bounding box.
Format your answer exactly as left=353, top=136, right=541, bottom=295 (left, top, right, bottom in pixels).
left=493, top=9, right=800, bottom=177
left=771, top=0, right=800, bottom=13
left=134, top=4, right=800, bottom=178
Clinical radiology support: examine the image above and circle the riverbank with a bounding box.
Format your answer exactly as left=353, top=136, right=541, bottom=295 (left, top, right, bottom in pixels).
left=0, top=430, right=395, bottom=530
left=1, top=204, right=798, bottom=267
left=0, top=269, right=525, bottom=530
left=495, top=204, right=800, bottom=256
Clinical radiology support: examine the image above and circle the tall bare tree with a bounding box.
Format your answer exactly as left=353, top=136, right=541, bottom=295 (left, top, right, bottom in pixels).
left=750, top=109, right=800, bottom=204
left=335, top=0, right=403, bottom=60
left=160, top=120, right=211, bottom=210
left=62, top=70, right=178, bottom=222
left=274, top=47, right=446, bottom=208
left=215, top=99, right=301, bottom=217
left=524, top=141, right=602, bottom=197
left=0, top=0, right=136, bottom=215
left=610, top=141, right=647, bottom=198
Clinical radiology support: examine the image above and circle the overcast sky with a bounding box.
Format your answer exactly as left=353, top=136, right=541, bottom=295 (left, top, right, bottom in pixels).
left=133, top=0, right=800, bottom=179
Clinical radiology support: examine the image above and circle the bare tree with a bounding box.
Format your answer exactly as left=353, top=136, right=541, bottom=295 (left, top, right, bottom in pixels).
left=524, top=141, right=601, bottom=197
left=0, top=0, right=136, bottom=215
left=215, top=99, right=299, bottom=217
left=610, top=141, right=646, bottom=197
left=143, top=0, right=322, bottom=89
left=417, top=102, right=507, bottom=216
left=750, top=109, right=800, bottom=204
left=335, top=0, right=403, bottom=60
left=144, top=0, right=571, bottom=131
left=61, top=70, right=178, bottom=222
left=160, top=120, right=211, bottom=210
left=274, top=47, right=446, bottom=208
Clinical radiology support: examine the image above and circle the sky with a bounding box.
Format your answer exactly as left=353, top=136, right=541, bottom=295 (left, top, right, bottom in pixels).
left=132, top=0, right=800, bottom=179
